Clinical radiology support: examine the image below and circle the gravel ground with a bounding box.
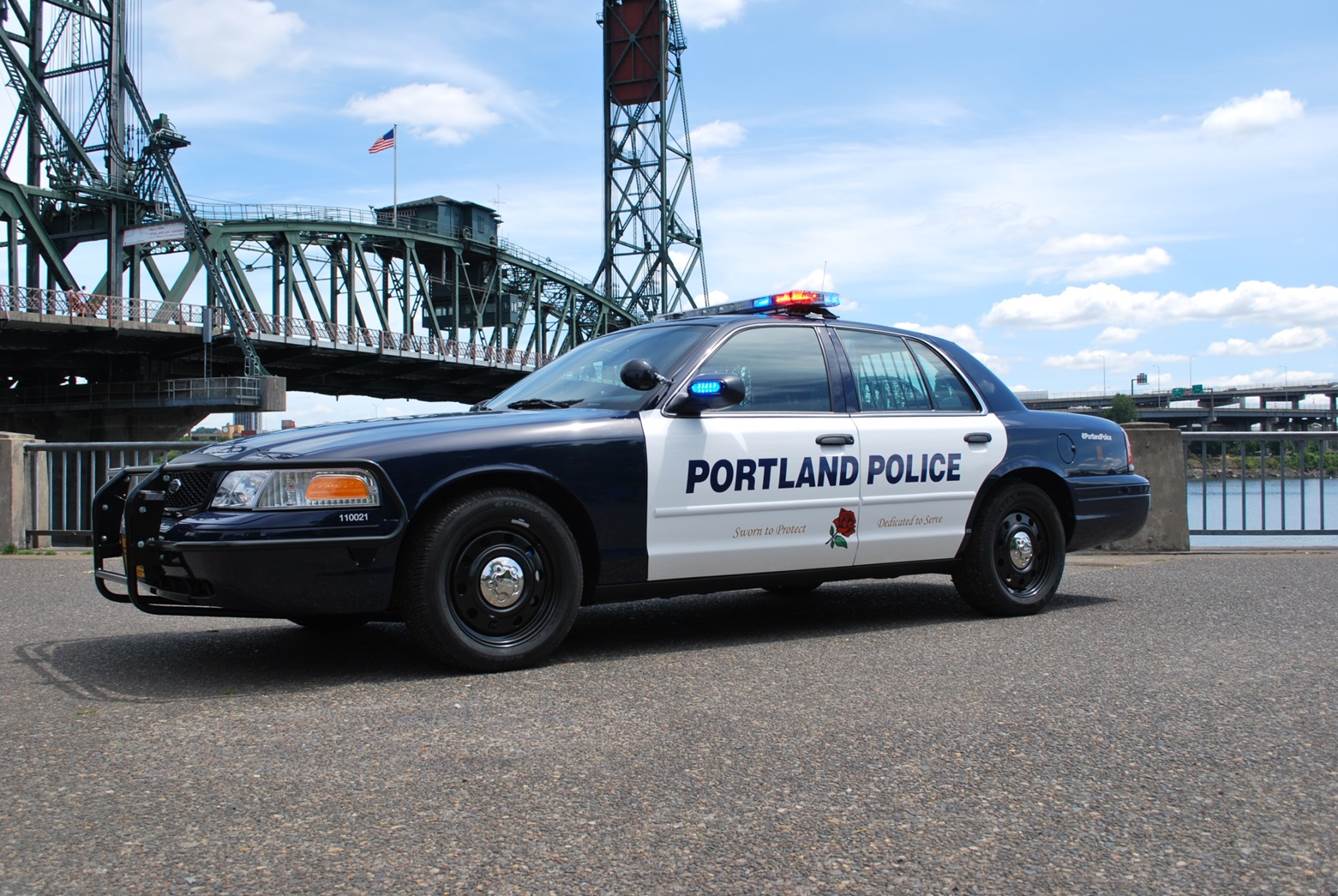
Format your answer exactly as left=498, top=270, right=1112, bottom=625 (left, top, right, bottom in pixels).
left=0, top=551, right=1334, bottom=895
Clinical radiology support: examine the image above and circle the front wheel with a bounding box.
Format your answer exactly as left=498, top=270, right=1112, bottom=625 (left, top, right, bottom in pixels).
left=399, top=489, right=584, bottom=672
left=952, top=482, right=1066, bottom=616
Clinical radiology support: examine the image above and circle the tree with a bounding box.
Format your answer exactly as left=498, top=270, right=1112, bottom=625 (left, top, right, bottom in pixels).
left=1108, top=393, right=1138, bottom=424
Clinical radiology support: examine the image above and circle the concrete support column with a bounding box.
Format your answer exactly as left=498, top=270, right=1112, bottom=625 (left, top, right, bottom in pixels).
left=1100, top=423, right=1189, bottom=552
left=0, top=432, right=47, bottom=548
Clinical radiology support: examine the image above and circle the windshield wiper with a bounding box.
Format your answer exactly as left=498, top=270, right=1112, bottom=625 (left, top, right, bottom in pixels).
left=506, top=398, right=584, bottom=410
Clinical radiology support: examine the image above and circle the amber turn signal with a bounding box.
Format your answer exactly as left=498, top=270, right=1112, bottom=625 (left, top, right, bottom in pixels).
left=305, top=474, right=373, bottom=502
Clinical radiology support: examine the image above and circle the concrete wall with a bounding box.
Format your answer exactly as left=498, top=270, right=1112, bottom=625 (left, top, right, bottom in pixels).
left=0, top=432, right=46, bottom=548
left=1100, top=422, right=1190, bottom=552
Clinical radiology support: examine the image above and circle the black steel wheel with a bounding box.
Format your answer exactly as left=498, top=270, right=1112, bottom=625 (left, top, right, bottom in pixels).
left=400, top=489, right=583, bottom=671
left=952, top=482, right=1065, bottom=616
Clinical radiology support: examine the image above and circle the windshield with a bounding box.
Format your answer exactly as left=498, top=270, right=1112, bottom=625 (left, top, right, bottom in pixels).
left=482, top=324, right=709, bottom=411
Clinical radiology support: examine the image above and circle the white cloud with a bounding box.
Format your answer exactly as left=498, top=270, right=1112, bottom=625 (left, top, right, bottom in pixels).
left=345, top=83, right=502, bottom=145
left=1039, top=233, right=1131, bottom=255
left=1202, top=89, right=1305, bottom=137
left=891, top=321, right=1002, bottom=368
left=791, top=268, right=837, bottom=292
left=1204, top=369, right=1336, bottom=390
left=1206, top=327, right=1331, bottom=357
left=151, top=0, right=305, bottom=81
left=677, top=0, right=747, bottom=29
left=1067, top=247, right=1171, bottom=282
left=1043, top=348, right=1189, bottom=372
left=691, top=120, right=747, bottom=150
left=983, top=281, right=1338, bottom=331
left=1096, top=326, right=1141, bottom=344
left=892, top=321, right=984, bottom=353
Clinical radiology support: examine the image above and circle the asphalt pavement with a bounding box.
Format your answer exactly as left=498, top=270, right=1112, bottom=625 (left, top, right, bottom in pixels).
left=0, top=550, right=1334, bottom=895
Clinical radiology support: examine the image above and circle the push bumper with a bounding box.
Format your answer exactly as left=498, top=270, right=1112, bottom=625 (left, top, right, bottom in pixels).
left=1066, top=473, right=1151, bottom=551
left=92, top=465, right=403, bottom=618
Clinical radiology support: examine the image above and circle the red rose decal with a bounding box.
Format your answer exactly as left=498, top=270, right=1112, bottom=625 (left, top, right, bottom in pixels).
left=827, top=508, right=856, bottom=549
left=834, top=509, right=856, bottom=537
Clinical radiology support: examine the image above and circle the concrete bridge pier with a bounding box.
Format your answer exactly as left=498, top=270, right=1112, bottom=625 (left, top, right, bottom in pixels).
left=1098, top=423, right=1190, bottom=552
left=0, top=432, right=46, bottom=548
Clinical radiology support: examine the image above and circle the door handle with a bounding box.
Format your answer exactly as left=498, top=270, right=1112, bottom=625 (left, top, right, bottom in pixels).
left=816, top=433, right=855, bottom=446
left=964, top=432, right=992, bottom=444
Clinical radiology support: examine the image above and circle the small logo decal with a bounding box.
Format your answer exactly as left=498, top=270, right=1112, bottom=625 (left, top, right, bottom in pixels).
left=827, top=508, right=856, bottom=549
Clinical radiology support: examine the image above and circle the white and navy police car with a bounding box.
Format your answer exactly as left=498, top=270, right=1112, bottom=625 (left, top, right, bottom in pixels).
left=93, top=291, right=1149, bottom=671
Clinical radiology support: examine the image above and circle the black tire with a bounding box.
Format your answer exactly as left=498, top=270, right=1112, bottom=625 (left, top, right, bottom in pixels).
left=288, top=615, right=372, bottom=631
left=952, top=482, right=1066, bottom=616
left=763, top=579, right=824, bottom=596
left=399, top=489, right=584, bottom=672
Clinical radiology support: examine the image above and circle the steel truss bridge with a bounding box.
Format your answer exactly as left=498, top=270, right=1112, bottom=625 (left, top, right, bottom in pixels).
left=0, top=0, right=688, bottom=440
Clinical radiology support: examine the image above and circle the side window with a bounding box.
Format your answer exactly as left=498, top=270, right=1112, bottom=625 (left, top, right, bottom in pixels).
left=909, top=340, right=981, bottom=412
left=835, top=330, right=931, bottom=412
left=696, top=326, right=832, bottom=413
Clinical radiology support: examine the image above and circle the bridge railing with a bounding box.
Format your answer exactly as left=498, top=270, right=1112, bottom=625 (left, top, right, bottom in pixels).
left=1183, top=431, right=1337, bottom=536
left=0, top=284, right=557, bottom=369
left=2, top=377, right=262, bottom=408
left=22, top=441, right=200, bottom=546
left=0, top=284, right=211, bottom=328
left=233, top=309, right=553, bottom=370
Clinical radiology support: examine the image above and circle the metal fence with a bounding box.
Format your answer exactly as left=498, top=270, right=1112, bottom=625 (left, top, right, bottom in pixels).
left=1183, top=432, right=1337, bottom=536
left=23, top=442, right=199, bottom=545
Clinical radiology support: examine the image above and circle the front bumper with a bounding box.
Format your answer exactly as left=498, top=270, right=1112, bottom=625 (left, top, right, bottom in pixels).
left=93, top=464, right=405, bottom=618
left=1066, top=473, right=1151, bottom=551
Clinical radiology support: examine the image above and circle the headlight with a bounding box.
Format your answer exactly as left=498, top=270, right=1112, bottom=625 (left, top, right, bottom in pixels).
left=211, top=469, right=380, bottom=510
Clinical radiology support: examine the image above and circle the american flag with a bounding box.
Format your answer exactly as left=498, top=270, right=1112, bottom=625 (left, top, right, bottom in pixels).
left=368, top=128, right=395, bottom=154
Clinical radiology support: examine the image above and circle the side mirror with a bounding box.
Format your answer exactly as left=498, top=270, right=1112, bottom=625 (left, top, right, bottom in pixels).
left=666, top=375, right=746, bottom=415
left=620, top=358, right=668, bottom=391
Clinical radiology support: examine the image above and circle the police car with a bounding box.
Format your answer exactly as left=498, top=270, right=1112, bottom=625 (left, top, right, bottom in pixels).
left=93, top=291, right=1149, bottom=671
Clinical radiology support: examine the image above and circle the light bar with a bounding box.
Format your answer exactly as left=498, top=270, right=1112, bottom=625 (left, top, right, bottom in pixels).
left=658, top=291, right=840, bottom=321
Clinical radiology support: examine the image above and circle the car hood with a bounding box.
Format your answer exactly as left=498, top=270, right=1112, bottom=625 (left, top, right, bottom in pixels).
left=171, top=407, right=632, bottom=466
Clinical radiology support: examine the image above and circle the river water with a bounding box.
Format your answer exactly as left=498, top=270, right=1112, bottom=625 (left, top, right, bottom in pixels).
left=1187, top=479, right=1338, bottom=547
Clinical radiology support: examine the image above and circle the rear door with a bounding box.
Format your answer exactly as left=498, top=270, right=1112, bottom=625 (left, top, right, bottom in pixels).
left=832, top=328, right=1006, bottom=565
left=642, top=323, right=862, bottom=581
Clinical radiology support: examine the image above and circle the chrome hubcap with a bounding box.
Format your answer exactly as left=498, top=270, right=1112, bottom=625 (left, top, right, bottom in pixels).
left=1008, top=531, right=1034, bottom=571
left=479, top=557, right=525, bottom=609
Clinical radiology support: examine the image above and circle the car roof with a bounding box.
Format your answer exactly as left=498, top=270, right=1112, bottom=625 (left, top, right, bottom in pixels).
left=647, top=312, right=927, bottom=340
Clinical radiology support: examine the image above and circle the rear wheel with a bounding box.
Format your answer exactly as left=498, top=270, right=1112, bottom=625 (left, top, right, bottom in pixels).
left=952, top=482, right=1065, bottom=616
left=399, top=489, right=584, bottom=672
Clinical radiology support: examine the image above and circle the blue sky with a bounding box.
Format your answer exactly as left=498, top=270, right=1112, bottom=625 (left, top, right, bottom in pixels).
left=135, top=0, right=1338, bottom=424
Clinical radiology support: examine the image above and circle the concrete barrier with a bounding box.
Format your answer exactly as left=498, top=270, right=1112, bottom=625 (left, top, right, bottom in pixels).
left=0, top=432, right=46, bottom=548
left=1099, top=422, right=1190, bottom=552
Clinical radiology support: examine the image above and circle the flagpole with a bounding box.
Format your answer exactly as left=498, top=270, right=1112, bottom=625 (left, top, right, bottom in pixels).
left=392, top=124, right=399, bottom=227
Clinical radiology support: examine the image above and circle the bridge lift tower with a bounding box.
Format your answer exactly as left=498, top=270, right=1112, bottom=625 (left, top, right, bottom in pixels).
left=595, top=0, right=709, bottom=319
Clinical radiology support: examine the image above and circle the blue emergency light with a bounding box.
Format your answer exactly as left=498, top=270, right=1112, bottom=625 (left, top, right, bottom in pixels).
left=689, top=379, right=724, bottom=396
left=657, top=290, right=840, bottom=321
